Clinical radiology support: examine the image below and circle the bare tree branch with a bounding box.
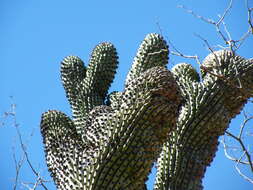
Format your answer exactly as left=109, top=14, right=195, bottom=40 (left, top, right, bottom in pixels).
left=178, top=0, right=252, bottom=53
left=235, top=152, right=253, bottom=184
left=21, top=177, right=52, bottom=190
left=221, top=107, right=253, bottom=184
left=2, top=99, right=51, bottom=190
left=178, top=0, right=233, bottom=44
left=13, top=110, right=49, bottom=190
left=168, top=40, right=201, bottom=65
left=12, top=145, right=25, bottom=190
left=177, top=5, right=216, bottom=25
left=246, top=0, right=253, bottom=33
left=221, top=136, right=251, bottom=165
left=225, top=128, right=253, bottom=173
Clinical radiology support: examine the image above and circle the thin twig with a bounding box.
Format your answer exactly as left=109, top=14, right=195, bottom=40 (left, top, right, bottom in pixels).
left=226, top=130, right=253, bottom=172
left=221, top=136, right=251, bottom=165
left=14, top=119, right=49, bottom=190
left=236, top=29, right=251, bottom=50
left=178, top=0, right=252, bottom=53
left=168, top=40, right=201, bottom=65
left=178, top=1, right=233, bottom=45
left=21, top=175, right=50, bottom=190
left=194, top=33, right=215, bottom=54
left=4, top=100, right=50, bottom=190
left=12, top=146, right=26, bottom=190
left=217, top=0, right=233, bottom=26
left=177, top=5, right=216, bottom=25
left=235, top=152, right=253, bottom=184
left=246, top=0, right=253, bottom=33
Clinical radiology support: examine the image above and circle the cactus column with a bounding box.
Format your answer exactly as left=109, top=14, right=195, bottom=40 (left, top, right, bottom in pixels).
left=154, top=50, right=253, bottom=190
left=40, top=34, right=182, bottom=189
left=40, top=33, right=253, bottom=190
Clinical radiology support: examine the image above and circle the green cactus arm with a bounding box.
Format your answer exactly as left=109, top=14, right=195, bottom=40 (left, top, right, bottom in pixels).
left=40, top=67, right=181, bottom=190
left=40, top=110, right=86, bottom=189
left=60, top=56, right=86, bottom=130
left=125, top=33, right=169, bottom=87
left=84, top=42, right=119, bottom=99
left=61, top=55, right=86, bottom=108
left=154, top=50, right=253, bottom=190
left=40, top=33, right=182, bottom=189
left=60, top=43, right=118, bottom=134
left=86, top=67, right=181, bottom=189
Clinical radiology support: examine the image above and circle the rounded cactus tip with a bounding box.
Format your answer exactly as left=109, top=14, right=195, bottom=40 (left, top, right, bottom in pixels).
left=60, top=55, right=86, bottom=86
left=61, top=55, right=84, bottom=68
left=93, top=42, right=117, bottom=54
left=144, top=33, right=164, bottom=40
left=201, top=50, right=234, bottom=77
left=172, top=63, right=200, bottom=82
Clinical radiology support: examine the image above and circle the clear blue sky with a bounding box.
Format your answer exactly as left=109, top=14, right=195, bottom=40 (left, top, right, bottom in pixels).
left=1, top=0, right=252, bottom=189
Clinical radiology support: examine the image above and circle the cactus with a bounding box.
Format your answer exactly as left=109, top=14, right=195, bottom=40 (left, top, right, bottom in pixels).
left=154, top=50, right=253, bottom=190
left=40, top=34, right=253, bottom=189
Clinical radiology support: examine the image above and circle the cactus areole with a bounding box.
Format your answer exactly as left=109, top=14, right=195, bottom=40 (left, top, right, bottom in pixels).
left=40, top=33, right=253, bottom=190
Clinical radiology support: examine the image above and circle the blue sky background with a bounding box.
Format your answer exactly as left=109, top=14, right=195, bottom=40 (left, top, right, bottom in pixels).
left=1, top=0, right=253, bottom=189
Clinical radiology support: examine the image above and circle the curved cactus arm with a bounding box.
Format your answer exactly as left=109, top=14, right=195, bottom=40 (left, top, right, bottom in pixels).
left=60, top=56, right=87, bottom=130
left=154, top=50, right=253, bottom=190
left=60, top=43, right=118, bottom=134
left=41, top=67, right=182, bottom=190
left=41, top=34, right=183, bottom=190
left=125, top=33, right=169, bottom=87
left=40, top=110, right=87, bottom=190
left=61, top=55, right=86, bottom=108
left=85, top=67, right=182, bottom=189
left=84, top=42, right=119, bottom=99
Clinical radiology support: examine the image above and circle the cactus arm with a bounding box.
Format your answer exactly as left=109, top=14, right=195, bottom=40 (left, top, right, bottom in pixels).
left=41, top=67, right=181, bottom=190
left=60, top=43, right=118, bottom=134
left=60, top=56, right=87, bottom=132
left=154, top=50, right=253, bottom=190
left=84, top=42, right=119, bottom=100
left=88, top=67, right=181, bottom=189
left=61, top=55, right=86, bottom=109
left=41, top=33, right=253, bottom=190
left=125, top=33, right=169, bottom=87
left=40, top=33, right=182, bottom=189
left=40, top=110, right=86, bottom=189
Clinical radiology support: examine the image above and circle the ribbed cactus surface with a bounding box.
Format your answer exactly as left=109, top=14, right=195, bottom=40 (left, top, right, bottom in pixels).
left=154, top=50, right=253, bottom=190
left=40, top=34, right=253, bottom=190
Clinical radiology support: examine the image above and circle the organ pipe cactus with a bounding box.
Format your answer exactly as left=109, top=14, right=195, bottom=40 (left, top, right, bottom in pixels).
left=41, top=34, right=182, bottom=190
left=40, top=33, right=253, bottom=190
left=154, top=50, right=253, bottom=190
